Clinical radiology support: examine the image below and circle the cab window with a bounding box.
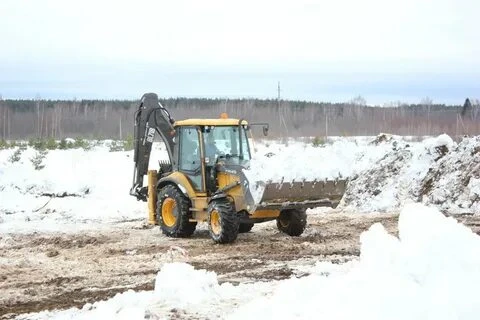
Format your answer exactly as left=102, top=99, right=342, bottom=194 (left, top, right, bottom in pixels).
left=178, top=127, right=203, bottom=191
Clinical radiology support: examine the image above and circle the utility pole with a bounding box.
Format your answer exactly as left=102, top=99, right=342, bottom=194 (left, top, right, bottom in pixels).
left=325, top=114, right=328, bottom=140
left=277, top=81, right=281, bottom=103
left=119, top=117, right=123, bottom=140
left=277, top=81, right=288, bottom=136
left=277, top=82, right=281, bottom=127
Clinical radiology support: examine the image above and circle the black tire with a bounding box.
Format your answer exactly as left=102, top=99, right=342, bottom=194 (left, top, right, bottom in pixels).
left=156, top=184, right=196, bottom=237
left=276, top=209, right=307, bottom=236
left=207, top=199, right=239, bottom=244
left=238, top=223, right=254, bottom=233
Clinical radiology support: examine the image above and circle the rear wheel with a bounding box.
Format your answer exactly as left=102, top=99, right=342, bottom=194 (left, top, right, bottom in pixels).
left=208, top=199, right=239, bottom=244
left=238, top=223, right=254, bottom=233
left=276, top=209, right=307, bottom=236
left=156, top=184, right=196, bottom=237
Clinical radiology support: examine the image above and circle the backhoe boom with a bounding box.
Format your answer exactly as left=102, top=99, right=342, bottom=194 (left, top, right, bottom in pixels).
left=130, top=93, right=175, bottom=201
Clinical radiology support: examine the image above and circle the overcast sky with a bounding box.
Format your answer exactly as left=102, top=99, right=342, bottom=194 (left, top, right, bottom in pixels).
left=1, top=0, right=479, bottom=104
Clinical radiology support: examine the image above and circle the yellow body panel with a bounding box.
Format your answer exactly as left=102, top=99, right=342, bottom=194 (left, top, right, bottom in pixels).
left=217, top=172, right=248, bottom=212
left=147, top=170, right=158, bottom=224
left=217, top=172, right=240, bottom=189
left=161, top=171, right=207, bottom=199
left=251, top=209, right=280, bottom=219
left=174, top=119, right=248, bottom=127
left=190, top=197, right=209, bottom=222
left=191, top=197, right=208, bottom=211
left=191, top=211, right=208, bottom=222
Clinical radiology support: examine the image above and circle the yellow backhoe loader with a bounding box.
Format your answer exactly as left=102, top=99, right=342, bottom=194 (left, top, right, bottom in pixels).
left=130, top=93, right=346, bottom=243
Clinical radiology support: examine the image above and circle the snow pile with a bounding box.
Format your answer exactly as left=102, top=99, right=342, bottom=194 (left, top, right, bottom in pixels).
left=420, top=136, right=480, bottom=214
left=341, top=134, right=480, bottom=214
left=17, top=203, right=480, bottom=319
left=18, top=262, right=277, bottom=320
left=230, top=203, right=480, bottom=319
left=17, top=290, right=153, bottom=320
left=246, top=137, right=395, bottom=182
left=152, top=263, right=219, bottom=308
left=340, top=134, right=454, bottom=212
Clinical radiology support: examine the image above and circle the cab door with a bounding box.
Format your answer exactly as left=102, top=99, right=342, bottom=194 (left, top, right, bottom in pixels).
left=178, top=126, right=205, bottom=191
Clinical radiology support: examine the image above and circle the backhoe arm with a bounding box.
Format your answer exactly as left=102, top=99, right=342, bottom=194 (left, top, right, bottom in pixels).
left=130, top=93, right=175, bottom=201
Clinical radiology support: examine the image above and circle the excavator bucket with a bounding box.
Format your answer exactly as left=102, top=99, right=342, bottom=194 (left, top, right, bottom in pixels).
left=252, top=179, right=347, bottom=210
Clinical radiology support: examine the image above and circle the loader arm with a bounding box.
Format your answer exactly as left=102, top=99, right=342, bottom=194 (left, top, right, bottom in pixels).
left=130, top=93, right=175, bottom=201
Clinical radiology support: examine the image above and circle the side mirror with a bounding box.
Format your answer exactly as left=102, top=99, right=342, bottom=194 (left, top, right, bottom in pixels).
left=263, top=125, right=269, bottom=136
left=248, top=122, right=270, bottom=136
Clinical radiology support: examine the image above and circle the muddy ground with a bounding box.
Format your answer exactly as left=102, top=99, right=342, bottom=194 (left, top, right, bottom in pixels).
left=1, top=211, right=479, bottom=319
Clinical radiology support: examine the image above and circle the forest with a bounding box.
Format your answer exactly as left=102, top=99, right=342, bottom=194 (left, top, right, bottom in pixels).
left=0, top=97, right=479, bottom=140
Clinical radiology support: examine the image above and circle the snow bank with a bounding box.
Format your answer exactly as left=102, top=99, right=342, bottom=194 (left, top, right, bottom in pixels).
left=421, top=136, right=480, bottom=214
left=340, top=134, right=454, bottom=211
left=231, top=203, right=480, bottom=319
left=0, top=144, right=168, bottom=233
left=152, top=263, right=219, bottom=308
left=341, top=134, right=480, bottom=214
left=17, top=203, right=480, bottom=319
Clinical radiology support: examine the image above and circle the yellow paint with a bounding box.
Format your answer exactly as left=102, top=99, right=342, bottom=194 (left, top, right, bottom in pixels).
left=251, top=209, right=280, bottom=219
left=217, top=172, right=242, bottom=199
left=217, top=172, right=239, bottom=189
left=147, top=170, right=158, bottom=224
left=191, top=197, right=208, bottom=212
left=174, top=119, right=248, bottom=127
left=190, top=197, right=208, bottom=222
left=159, top=171, right=207, bottom=200
left=162, top=198, right=177, bottom=227
left=191, top=211, right=208, bottom=222
left=217, top=172, right=246, bottom=212
left=158, top=172, right=210, bottom=221
left=198, top=130, right=207, bottom=191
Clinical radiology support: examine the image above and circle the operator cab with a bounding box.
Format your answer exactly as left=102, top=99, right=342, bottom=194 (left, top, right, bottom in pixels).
left=175, top=120, right=251, bottom=194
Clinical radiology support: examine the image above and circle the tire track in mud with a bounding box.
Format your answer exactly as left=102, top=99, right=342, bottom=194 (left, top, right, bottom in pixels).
left=1, top=212, right=479, bottom=318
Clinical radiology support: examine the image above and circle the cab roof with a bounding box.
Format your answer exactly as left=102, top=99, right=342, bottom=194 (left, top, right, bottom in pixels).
left=174, top=118, right=248, bottom=127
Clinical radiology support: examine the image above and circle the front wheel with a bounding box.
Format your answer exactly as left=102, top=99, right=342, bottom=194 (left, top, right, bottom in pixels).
left=208, top=199, right=239, bottom=244
left=276, top=209, right=307, bottom=236
left=156, top=184, right=197, bottom=237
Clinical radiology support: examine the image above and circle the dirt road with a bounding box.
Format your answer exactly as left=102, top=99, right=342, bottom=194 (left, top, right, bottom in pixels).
left=1, top=211, right=479, bottom=319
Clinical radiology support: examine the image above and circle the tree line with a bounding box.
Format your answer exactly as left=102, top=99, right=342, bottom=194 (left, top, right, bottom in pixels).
left=0, top=97, right=479, bottom=140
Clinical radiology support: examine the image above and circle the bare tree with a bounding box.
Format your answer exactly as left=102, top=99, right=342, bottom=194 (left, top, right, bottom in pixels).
left=421, top=97, right=433, bottom=135
left=350, top=95, right=367, bottom=106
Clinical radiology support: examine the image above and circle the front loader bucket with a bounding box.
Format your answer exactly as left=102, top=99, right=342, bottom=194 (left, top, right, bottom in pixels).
left=254, top=179, right=347, bottom=210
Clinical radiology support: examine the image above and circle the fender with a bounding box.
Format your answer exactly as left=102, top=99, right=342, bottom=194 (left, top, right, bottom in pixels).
left=156, top=171, right=198, bottom=199
left=210, top=192, right=228, bottom=202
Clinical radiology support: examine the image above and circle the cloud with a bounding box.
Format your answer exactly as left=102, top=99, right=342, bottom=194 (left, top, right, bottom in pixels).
left=0, top=0, right=479, bottom=100
left=1, top=0, right=478, bottom=70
